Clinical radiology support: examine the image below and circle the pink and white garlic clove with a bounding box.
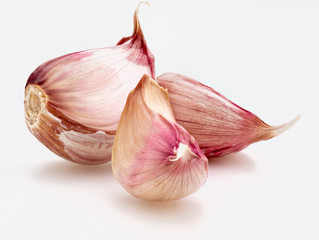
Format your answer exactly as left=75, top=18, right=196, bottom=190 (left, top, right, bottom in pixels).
left=112, top=75, right=208, bottom=201
left=24, top=3, right=154, bottom=164
left=157, top=72, right=300, bottom=158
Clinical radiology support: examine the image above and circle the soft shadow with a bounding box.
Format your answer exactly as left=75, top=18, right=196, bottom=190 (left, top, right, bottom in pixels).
left=33, top=160, right=113, bottom=183
left=111, top=194, right=203, bottom=224
left=208, top=152, right=256, bottom=176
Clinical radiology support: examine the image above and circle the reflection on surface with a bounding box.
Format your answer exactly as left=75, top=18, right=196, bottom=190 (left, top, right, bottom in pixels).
left=208, top=152, right=256, bottom=176
left=111, top=193, right=203, bottom=224
left=32, top=152, right=255, bottom=223
left=33, top=160, right=113, bottom=183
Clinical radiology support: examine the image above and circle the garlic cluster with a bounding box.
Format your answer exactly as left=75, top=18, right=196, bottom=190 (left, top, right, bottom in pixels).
left=24, top=3, right=299, bottom=201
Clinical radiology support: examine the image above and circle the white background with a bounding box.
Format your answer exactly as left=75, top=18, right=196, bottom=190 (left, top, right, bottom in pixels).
left=1, top=0, right=318, bottom=239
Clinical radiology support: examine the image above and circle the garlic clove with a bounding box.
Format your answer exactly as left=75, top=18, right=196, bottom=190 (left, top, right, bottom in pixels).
left=157, top=72, right=300, bottom=158
left=112, top=75, right=208, bottom=201
left=24, top=3, right=154, bottom=164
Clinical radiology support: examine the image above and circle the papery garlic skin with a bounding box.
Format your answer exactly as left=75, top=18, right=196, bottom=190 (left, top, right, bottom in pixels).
left=112, top=75, right=208, bottom=201
left=24, top=3, right=154, bottom=164
left=157, top=73, right=300, bottom=158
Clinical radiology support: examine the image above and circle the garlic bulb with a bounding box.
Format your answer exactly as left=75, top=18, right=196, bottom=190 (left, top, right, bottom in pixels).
left=112, top=75, right=208, bottom=201
left=24, top=3, right=154, bottom=164
left=157, top=73, right=300, bottom=158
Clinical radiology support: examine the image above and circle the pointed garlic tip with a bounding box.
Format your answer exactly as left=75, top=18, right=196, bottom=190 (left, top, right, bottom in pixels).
left=112, top=75, right=208, bottom=201
left=116, top=2, right=155, bottom=78
left=262, top=115, right=301, bottom=140
left=140, top=74, right=175, bottom=123
left=116, top=1, right=150, bottom=45
left=133, top=2, right=150, bottom=34
left=24, top=84, right=47, bottom=127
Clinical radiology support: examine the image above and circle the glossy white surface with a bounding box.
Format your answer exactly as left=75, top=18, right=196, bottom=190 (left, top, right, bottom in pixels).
left=1, top=0, right=318, bottom=239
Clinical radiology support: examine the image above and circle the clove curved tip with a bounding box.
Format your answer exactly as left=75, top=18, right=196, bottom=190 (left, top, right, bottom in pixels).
left=266, top=115, right=301, bottom=139
left=133, top=1, right=150, bottom=35
left=116, top=2, right=150, bottom=46
left=137, top=1, right=151, bottom=9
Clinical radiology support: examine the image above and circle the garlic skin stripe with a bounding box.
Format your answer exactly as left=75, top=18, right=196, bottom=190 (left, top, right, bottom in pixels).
left=112, top=75, right=208, bottom=201
left=157, top=73, right=300, bottom=158
left=24, top=3, right=154, bottom=164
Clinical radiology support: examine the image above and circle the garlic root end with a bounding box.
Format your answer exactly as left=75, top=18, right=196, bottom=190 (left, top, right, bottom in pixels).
left=24, top=84, right=47, bottom=127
